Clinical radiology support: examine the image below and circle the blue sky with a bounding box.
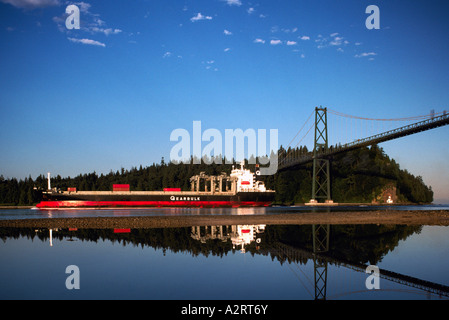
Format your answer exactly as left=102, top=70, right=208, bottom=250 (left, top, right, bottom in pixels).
left=1, top=0, right=448, bottom=201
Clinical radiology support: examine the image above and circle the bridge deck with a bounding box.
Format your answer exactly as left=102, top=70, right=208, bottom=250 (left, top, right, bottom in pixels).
left=279, top=113, right=449, bottom=170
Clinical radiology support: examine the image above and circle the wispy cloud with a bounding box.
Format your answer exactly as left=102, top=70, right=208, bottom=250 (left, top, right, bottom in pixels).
left=163, top=51, right=172, bottom=58
left=270, top=39, right=282, bottom=45
left=53, top=1, right=123, bottom=43
left=68, top=37, right=106, bottom=47
left=254, top=38, right=265, bottom=44
left=75, top=1, right=91, bottom=13
left=286, top=40, right=297, bottom=46
left=0, top=0, right=59, bottom=9
left=315, top=33, right=349, bottom=49
left=190, top=12, right=213, bottom=22
left=299, top=36, right=310, bottom=40
left=355, top=52, right=377, bottom=58
left=223, top=29, right=232, bottom=36
left=223, top=0, right=242, bottom=6
left=91, top=27, right=122, bottom=36
left=330, top=36, right=343, bottom=46
left=247, top=7, right=255, bottom=14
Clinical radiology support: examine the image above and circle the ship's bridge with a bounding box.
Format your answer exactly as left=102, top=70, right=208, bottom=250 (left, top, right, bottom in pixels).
left=230, top=161, right=266, bottom=192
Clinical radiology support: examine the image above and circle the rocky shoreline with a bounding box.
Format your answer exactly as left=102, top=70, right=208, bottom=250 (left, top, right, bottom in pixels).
left=0, top=210, right=448, bottom=229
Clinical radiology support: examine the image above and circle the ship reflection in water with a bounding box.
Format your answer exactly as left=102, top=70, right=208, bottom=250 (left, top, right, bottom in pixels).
left=191, top=224, right=266, bottom=253
left=1, top=224, right=449, bottom=300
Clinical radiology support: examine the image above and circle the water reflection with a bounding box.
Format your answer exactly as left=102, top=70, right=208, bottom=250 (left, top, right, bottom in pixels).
left=1, top=224, right=448, bottom=300
left=191, top=225, right=265, bottom=253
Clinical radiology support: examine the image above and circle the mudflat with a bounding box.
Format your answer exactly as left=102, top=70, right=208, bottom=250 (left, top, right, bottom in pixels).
left=1, top=210, right=448, bottom=229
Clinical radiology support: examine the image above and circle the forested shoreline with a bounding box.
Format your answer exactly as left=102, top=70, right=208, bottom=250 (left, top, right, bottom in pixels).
left=0, top=145, right=433, bottom=205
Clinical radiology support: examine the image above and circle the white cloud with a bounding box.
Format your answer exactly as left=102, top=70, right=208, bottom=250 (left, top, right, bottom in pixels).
left=163, top=51, right=172, bottom=58
left=254, top=38, right=265, bottom=44
left=247, top=7, right=254, bottom=14
left=75, top=1, right=91, bottom=13
left=315, top=36, right=327, bottom=49
left=330, top=36, right=343, bottom=46
left=224, top=48, right=231, bottom=52
left=224, top=0, right=242, bottom=6
left=91, top=27, right=122, bottom=36
left=300, top=36, right=310, bottom=40
left=190, top=12, right=213, bottom=22
left=223, top=29, right=232, bottom=35
left=286, top=41, right=297, bottom=46
left=300, top=54, right=305, bottom=58
left=330, top=32, right=339, bottom=37
left=270, top=39, right=282, bottom=45
left=355, top=52, right=377, bottom=58
left=282, top=27, right=297, bottom=33
left=0, top=0, right=59, bottom=9
left=54, top=1, right=122, bottom=41
left=68, top=37, right=106, bottom=47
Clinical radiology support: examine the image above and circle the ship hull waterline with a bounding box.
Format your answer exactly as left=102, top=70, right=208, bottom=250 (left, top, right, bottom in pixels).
left=36, top=192, right=275, bottom=209
left=36, top=200, right=273, bottom=209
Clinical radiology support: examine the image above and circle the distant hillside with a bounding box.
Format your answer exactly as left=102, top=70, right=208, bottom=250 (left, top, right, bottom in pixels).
left=265, top=144, right=433, bottom=204
left=0, top=145, right=433, bottom=205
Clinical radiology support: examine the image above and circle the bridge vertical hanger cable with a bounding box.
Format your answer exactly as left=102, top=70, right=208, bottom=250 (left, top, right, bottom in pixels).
left=327, top=108, right=444, bottom=145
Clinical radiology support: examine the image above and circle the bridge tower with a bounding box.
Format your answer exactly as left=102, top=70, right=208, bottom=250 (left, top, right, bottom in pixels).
left=309, top=107, right=335, bottom=204
left=312, top=224, right=330, bottom=300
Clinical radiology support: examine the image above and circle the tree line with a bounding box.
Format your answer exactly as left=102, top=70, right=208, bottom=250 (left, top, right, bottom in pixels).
left=0, top=224, right=422, bottom=266
left=0, top=144, right=433, bottom=205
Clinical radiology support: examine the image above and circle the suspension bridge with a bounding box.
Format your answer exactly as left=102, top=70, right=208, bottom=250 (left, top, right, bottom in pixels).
left=276, top=107, right=449, bottom=204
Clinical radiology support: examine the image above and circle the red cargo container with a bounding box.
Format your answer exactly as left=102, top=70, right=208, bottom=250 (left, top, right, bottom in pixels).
left=113, top=184, right=130, bottom=192
left=114, top=228, right=131, bottom=233
left=67, top=187, right=77, bottom=192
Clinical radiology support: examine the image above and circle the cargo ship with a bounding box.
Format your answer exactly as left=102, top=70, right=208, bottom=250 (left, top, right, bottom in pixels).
left=36, top=162, right=275, bottom=209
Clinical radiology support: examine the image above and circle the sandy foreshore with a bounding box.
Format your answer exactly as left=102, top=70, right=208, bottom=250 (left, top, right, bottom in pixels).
left=0, top=210, right=448, bottom=229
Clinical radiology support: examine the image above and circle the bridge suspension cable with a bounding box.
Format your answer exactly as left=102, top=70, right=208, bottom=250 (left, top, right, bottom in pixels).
left=285, top=110, right=314, bottom=149
left=277, top=107, right=449, bottom=171
left=327, top=108, right=448, bottom=147
left=278, top=110, right=314, bottom=166
left=327, top=108, right=444, bottom=122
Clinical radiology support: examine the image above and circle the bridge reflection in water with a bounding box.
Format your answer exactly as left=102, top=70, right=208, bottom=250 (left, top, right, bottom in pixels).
left=16, top=223, right=449, bottom=300
left=188, top=223, right=449, bottom=299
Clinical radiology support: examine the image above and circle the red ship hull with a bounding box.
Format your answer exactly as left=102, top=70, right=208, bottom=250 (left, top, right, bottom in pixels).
left=36, top=200, right=272, bottom=209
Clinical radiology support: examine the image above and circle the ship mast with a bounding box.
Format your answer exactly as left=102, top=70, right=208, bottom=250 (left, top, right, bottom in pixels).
left=47, top=172, right=51, bottom=190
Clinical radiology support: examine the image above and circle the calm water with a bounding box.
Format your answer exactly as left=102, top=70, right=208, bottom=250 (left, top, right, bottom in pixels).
left=1, top=204, right=449, bottom=220
left=1, top=207, right=449, bottom=301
